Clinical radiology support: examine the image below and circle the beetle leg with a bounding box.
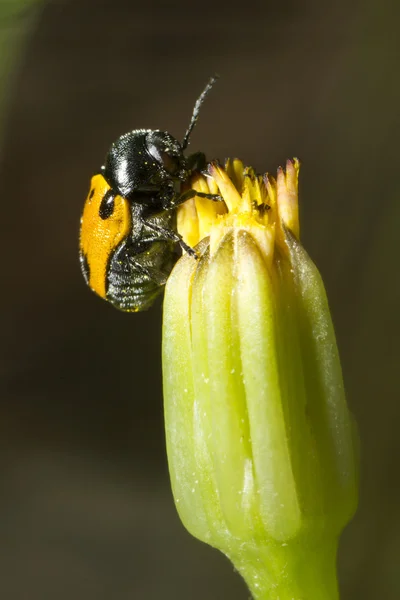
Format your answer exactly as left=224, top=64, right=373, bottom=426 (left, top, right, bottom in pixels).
left=172, top=188, right=223, bottom=207
left=143, top=220, right=198, bottom=258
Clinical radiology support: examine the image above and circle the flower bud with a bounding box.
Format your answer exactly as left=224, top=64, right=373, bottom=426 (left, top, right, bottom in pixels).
left=162, top=159, right=358, bottom=599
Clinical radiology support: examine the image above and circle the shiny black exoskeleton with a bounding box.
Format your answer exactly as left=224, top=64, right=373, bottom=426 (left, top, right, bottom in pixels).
left=82, top=76, right=221, bottom=312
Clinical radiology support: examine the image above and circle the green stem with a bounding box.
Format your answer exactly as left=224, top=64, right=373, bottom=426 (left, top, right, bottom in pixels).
left=228, top=539, right=339, bottom=600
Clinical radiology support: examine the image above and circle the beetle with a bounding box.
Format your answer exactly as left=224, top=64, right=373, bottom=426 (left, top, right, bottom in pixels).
left=79, top=76, right=220, bottom=312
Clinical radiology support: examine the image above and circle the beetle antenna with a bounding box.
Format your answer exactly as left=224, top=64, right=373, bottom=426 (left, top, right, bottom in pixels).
left=182, top=74, right=219, bottom=151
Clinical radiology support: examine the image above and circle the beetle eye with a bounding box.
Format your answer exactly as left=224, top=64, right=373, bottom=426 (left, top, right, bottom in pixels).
left=161, top=151, right=181, bottom=175
left=147, top=143, right=180, bottom=175
left=145, top=130, right=187, bottom=178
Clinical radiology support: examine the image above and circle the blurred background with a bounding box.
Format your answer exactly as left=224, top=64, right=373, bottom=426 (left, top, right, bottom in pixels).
left=0, top=0, right=399, bottom=597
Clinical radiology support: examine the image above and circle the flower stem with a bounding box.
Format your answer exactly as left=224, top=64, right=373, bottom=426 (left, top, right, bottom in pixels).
left=229, top=539, right=339, bottom=600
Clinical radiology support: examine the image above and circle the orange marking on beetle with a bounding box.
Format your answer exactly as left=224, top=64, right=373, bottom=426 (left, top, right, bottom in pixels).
left=80, top=174, right=131, bottom=298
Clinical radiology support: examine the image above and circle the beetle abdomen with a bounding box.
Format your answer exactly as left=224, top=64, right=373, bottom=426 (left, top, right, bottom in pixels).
left=106, top=238, right=178, bottom=312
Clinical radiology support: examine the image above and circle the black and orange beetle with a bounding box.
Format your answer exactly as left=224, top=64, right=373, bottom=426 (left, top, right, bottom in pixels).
left=79, top=76, right=220, bottom=311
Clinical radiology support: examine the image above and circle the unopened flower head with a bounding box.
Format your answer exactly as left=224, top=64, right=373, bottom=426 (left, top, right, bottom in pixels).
left=177, top=157, right=299, bottom=262
left=162, top=158, right=358, bottom=600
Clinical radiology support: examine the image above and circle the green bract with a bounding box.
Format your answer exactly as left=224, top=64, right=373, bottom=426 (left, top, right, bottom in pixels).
left=162, top=160, right=358, bottom=600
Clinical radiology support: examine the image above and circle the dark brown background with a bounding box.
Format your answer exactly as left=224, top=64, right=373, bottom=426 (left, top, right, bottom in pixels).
left=0, top=0, right=399, bottom=597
